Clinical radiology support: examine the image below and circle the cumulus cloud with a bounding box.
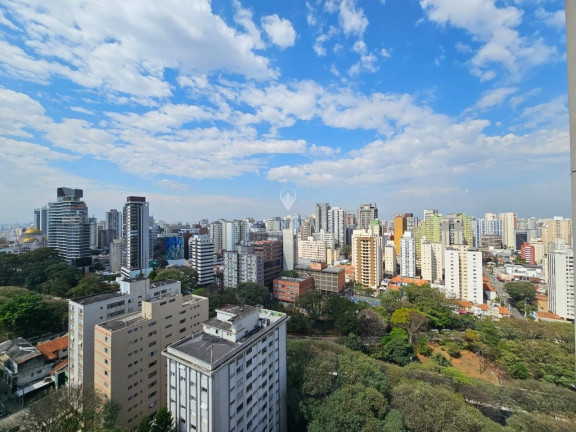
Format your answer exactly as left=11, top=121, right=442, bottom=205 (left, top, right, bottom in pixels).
left=262, top=15, right=296, bottom=49
left=535, top=8, right=565, bottom=30
left=0, top=0, right=277, bottom=98
left=420, top=0, right=556, bottom=81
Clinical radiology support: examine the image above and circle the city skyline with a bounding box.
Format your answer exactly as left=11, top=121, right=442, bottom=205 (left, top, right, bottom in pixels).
left=0, top=0, right=570, bottom=222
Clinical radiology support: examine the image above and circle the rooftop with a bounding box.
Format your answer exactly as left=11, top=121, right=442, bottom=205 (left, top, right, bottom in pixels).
left=70, top=290, right=123, bottom=305
left=151, top=279, right=179, bottom=288
left=0, top=337, right=42, bottom=364
left=165, top=308, right=287, bottom=372
left=98, top=311, right=146, bottom=332
left=295, top=263, right=343, bottom=274
left=36, top=335, right=68, bottom=360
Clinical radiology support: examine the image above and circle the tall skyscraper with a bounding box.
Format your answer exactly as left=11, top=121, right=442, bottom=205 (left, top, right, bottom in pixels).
left=352, top=229, right=383, bottom=290
left=444, top=245, right=483, bottom=304
left=328, top=206, right=345, bottom=247
left=421, top=240, right=443, bottom=283
left=121, top=196, right=150, bottom=278
left=393, top=213, right=413, bottom=255
left=314, top=203, right=330, bottom=232
left=357, top=203, right=378, bottom=230
left=499, top=212, right=517, bottom=249
left=189, top=235, right=215, bottom=286
left=399, top=231, right=416, bottom=278
left=384, top=242, right=397, bottom=277
left=163, top=305, right=288, bottom=432
left=105, top=209, right=122, bottom=239
left=547, top=248, right=574, bottom=321
left=210, top=220, right=224, bottom=254
left=47, top=187, right=90, bottom=265
left=33, top=206, right=48, bottom=234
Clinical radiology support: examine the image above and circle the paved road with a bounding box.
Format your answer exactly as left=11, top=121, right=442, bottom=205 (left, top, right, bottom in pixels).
left=483, top=267, right=523, bottom=318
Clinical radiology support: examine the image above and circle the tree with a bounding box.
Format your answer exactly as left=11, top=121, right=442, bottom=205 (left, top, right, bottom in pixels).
left=67, top=274, right=118, bottom=298
left=382, top=409, right=406, bottom=432
left=504, top=281, right=537, bottom=304
left=137, top=417, right=152, bottom=432
left=150, top=407, right=176, bottom=432
left=0, top=293, right=55, bottom=337
left=403, top=284, right=454, bottom=329
left=357, top=308, right=387, bottom=340
left=340, top=245, right=352, bottom=260
left=390, top=308, right=428, bottom=344
left=154, top=267, right=198, bottom=294
left=234, top=282, right=270, bottom=306
left=376, top=328, right=414, bottom=366
left=19, top=386, right=120, bottom=432
left=280, top=270, right=299, bottom=278
left=308, top=384, right=388, bottom=432
left=295, top=290, right=324, bottom=322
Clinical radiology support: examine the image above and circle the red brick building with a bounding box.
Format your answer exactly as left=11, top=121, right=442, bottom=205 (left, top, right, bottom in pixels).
left=273, top=276, right=314, bottom=303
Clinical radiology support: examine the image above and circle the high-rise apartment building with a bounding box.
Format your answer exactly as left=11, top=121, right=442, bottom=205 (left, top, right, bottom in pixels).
left=223, top=248, right=264, bottom=288
left=105, top=209, right=122, bottom=239
left=68, top=278, right=181, bottom=388
left=282, top=229, right=297, bottom=271
left=357, top=203, right=378, bottom=230
left=163, top=305, right=288, bottom=432
left=328, top=206, right=345, bottom=247
left=547, top=248, right=574, bottom=321
left=444, top=245, right=483, bottom=304
left=393, top=213, right=412, bottom=254
left=441, top=213, right=473, bottom=247
left=94, top=293, right=209, bottom=429
left=121, top=196, right=150, bottom=278
left=298, top=238, right=327, bottom=262
left=499, top=212, right=517, bottom=249
left=47, top=187, right=91, bottom=265
left=352, top=229, right=383, bottom=290
left=209, top=221, right=224, bottom=254
left=473, top=216, right=503, bottom=248
left=384, top=242, right=396, bottom=277
left=520, top=242, right=536, bottom=265
left=514, top=229, right=529, bottom=251
left=252, top=240, right=283, bottom=287
left=189, top=235, right=215, bottom=286
left=33, top=206, right=48, bottom=234
left=314, top=203, right=330, bottom=233
left=541, top=217, right=572, bottom=253
left=421, top=240, right=443, bottom=283
left=109, top=238, right=122, bottom=273
left=400, top=231, right=416, bottom=278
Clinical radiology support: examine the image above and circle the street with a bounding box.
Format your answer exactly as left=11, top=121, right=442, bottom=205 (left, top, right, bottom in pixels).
left=483, top=266, right=523, bottom=318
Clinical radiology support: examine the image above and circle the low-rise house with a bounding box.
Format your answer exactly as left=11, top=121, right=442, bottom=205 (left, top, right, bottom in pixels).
left=0, top=338, right=50, bottom=390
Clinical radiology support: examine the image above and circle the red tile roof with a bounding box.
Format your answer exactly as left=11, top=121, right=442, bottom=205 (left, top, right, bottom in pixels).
left=477, top=304, right=489, bottom=311
left=37, top=335, right=68, bottom=361
left=50, top=359, right=68, bottom=375
left=536, top=311, right=564, bottom=321
left=498, top=307, right=511, bottom=315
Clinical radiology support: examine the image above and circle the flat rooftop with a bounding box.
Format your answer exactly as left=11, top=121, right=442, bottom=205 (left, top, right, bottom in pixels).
left=151, top=279, right=179, bottom=288
left=98, top=311, right=146, bottom=332
left=71, top=291, right=123, bottom=305
left=165, top=308, right=287, bottom=372
left=295, top=264, right=344, bottom=274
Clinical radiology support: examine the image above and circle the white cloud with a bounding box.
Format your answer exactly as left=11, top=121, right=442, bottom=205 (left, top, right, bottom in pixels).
left=338, top=0, right=369, bottom=37
left=474, top=86, right=517, bottom=109
left=0, top=0, right=277, bottom=98
left=262, top=15, right=297, bottom=49
left=535, top=8, right=565, bottom=30
left=420, top=0, right=556, bottom=81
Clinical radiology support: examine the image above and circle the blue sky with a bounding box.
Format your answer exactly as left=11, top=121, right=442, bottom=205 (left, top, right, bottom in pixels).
left=0, top=0, right=570, bottom=223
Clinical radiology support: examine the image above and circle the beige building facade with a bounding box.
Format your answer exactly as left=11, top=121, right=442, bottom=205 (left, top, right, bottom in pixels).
left=94, top=293, right=209, bottom=429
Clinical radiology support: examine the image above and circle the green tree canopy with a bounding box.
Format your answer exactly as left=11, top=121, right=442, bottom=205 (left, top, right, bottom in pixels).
left=0, top=293, right=55, bottom=337
left=390, top=308, right=428, bottom=343
left=234, top=282, right=270, bottom=306
left=295, top=289, right=325, bottom=322
left=154, top=267, right=198, bottom=294
left=376, top=328, right=415, bottom=366
left=504, top=281, right=537, bottom=304
left=67, top=274, right=118, bottom=299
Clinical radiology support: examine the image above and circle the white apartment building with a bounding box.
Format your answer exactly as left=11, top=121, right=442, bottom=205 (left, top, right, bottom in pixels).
left=298, top=238, right=327, bottom=262
left=312, top=229, right=335, bottom=249
left=499, top=212, right=517, bottom=250
left=327, top=207, right=345, bottom=247
left=384, top=242, right=396, bottom=277
left=94, top=293, right=209, bottom=429
left=421, top=240, right=443, bottom=283
left=163, top=305, right=288, bottom=432
left=68, top=278, right=181, bottom=387
left=443, top=245, right=483, bottom=304
left=223, top=250, right=264, bottom=288
left=189, top=235, right=215, bottom=286
left=282, top=229, right=297, bottom=271
left=400, top=231, right=415, bottom=278
left=352, top=229, right=383, bottom=290
left=109, top=238, right=122, bottom=273
left=547, top=248, right=575, bottom=321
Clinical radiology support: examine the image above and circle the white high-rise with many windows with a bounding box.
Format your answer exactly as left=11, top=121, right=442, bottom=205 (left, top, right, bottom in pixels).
left=444, top=245, right=483, bottom=304
left=163, top=305, right=288, bottom=432
left=189, top=235, right=215, bottom=286
left=400, top=231, right=416, bottom=278
left=547, top=248, right=574, bottom=321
